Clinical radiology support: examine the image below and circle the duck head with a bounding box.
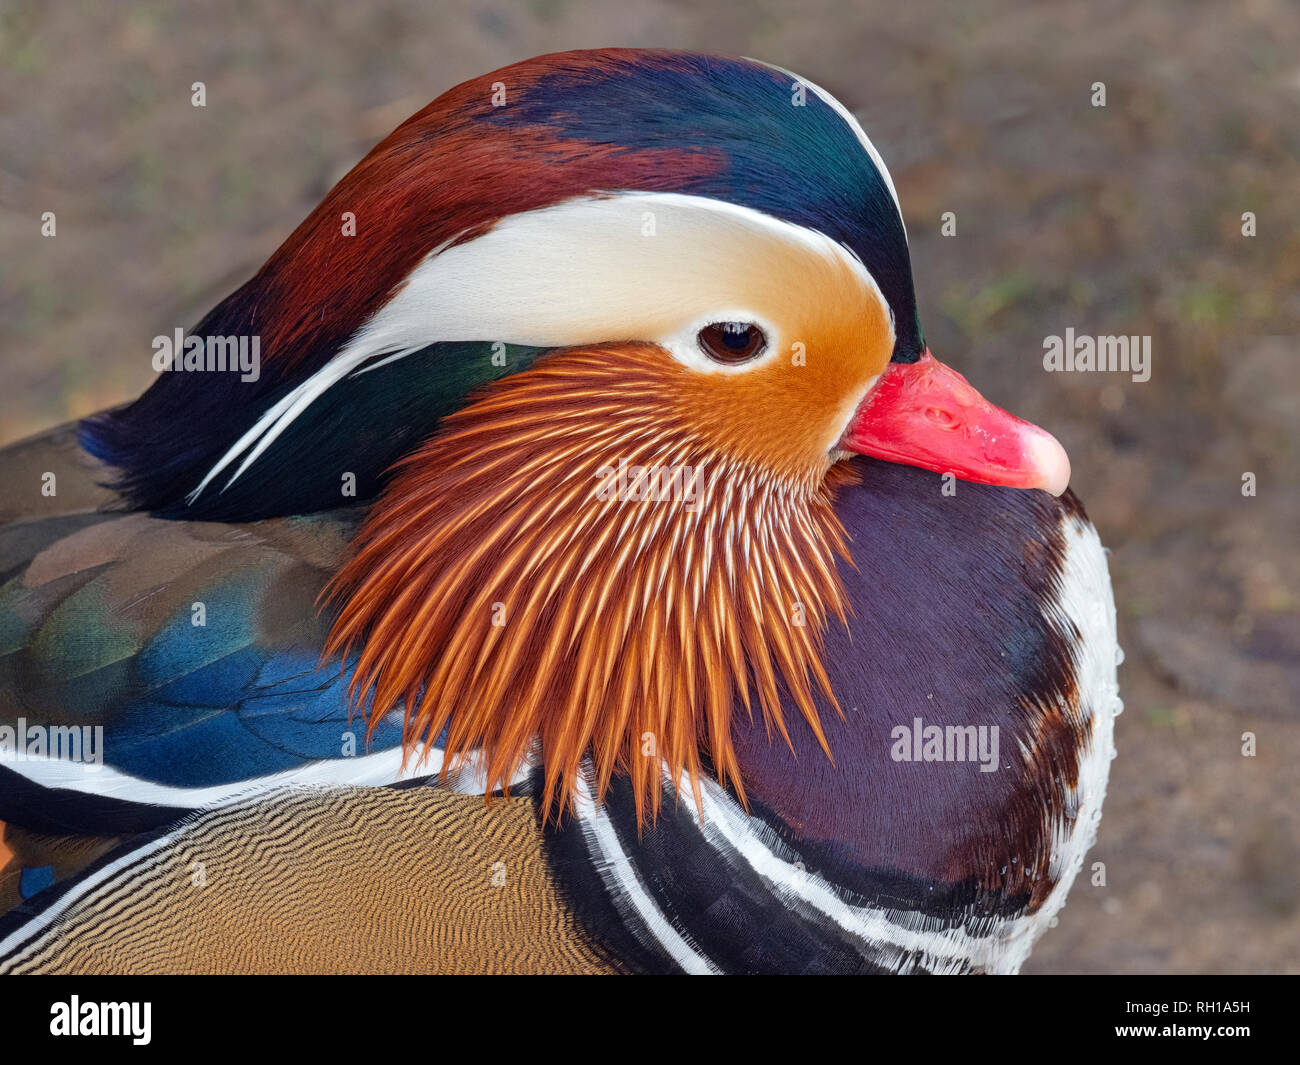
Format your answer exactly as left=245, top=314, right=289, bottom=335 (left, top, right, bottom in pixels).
left=83, top=49, right=1071, bottom=821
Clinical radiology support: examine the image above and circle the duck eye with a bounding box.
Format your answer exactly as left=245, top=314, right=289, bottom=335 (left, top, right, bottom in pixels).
left=697, top=321, right=767, bottom=364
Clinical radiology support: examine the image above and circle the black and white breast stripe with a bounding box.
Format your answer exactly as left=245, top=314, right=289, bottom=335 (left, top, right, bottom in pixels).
left=0, top=516, right=1117, bottom=976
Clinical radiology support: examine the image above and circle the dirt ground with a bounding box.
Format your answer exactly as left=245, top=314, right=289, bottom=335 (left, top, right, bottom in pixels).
left=0, top=1, right=1296, bottom=973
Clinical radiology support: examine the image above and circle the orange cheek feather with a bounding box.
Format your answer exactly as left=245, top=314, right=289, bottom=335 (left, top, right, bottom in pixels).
left=322, top=343, right=866, bottom=825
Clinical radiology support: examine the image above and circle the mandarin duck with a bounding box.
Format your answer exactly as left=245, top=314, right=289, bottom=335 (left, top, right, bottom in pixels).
left=0, top=48, right=1118, bottom=975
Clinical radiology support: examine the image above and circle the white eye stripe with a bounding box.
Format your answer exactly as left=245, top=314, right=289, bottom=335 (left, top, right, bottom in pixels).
left=359, top=191, right=874, bottom=353
left=190, top=192, right=891, bottom=502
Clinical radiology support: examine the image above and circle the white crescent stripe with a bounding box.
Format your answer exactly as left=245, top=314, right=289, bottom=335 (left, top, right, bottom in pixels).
left=2, top=743, right=532, bottom=809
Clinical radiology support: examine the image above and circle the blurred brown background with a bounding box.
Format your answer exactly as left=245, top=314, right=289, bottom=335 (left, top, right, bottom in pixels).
left=0, top=1, right=1296, bottom=973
